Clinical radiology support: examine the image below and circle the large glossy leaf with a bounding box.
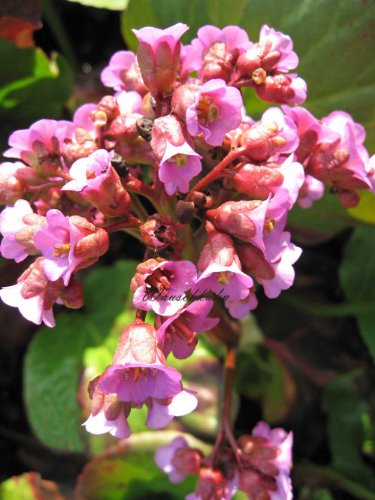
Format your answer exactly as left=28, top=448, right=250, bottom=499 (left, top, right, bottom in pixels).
left=340, top=226, right=375, bottom=359
left=0, top=40, right=73, bottom=150
left=322, top=372, right=375, bottom=488
left=24, top=261, right=137, bottom=452
left=121, top=0, right=375, bottom=126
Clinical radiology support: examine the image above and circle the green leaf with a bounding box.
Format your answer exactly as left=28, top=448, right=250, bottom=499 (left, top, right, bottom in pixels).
left=122, top=0, right=375, bottom=126
left=348, top=191, right=375, bottom=224
left=75, top=431, right=209, bottom=500
left=67, top=0, right=129, bottom=10
left=322, top=372, right=375, bottom=488
left=0, top=472, right=63, bottom=500
left=288, top=191, right=355, bottom=244
left=340, top=226, right=375, bottom=359
left=120, top=0, right=249, bottom=51
left=24, top=261, right=137, bottom=452
left=0, top=40, right=73, bottom=150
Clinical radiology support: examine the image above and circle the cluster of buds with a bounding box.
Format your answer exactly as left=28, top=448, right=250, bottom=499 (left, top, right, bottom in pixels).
left=1, top=21, right=374, bottom=499
left=155, top=422, right=293, bottom=499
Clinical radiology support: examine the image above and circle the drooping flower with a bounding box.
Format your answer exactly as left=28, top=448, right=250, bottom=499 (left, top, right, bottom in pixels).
left=155, top=436, right=205, bottom=487
left=95, top=321, right=197, bottom=432
left=238, top=422, right=293, bottom=500
left=33, top=209, right=109, bottom=286
left=4, top=119, right=73, bottom=175
left=206, top=199, right=270, bottom=252
left=0, top=258, right=63, bottom=327
left=101, top=50, right=147, bottom=95
left=186, top=467, right=239, bottom=500
left=150, top=115, right=202, bottom=195
left=156, top=301, right=219, bottom=359
left=62, top=149, right=131, bottom=216
left=258, top=230, right=302, bottom=299
left=83, top=376, right=131, bottom=439
left=192, top=230, right=254, bottom=316
left=240, top=107, right=299, bottom=161
left=0, top=199, right=44, bottom=262
left=131, top=258, right=197, bottom=316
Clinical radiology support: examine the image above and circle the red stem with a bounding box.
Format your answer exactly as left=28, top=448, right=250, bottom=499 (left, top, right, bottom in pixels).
left=187, top=147, right=246, bottom=199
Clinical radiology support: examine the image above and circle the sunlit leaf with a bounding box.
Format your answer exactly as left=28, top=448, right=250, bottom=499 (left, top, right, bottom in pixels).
left=0, top=472, right=64, bottom=500
left=67, top=0, right=129, bottom=10
left=340, top=226, right=375, bottom=359
left=322, top=372, right=375, bottom=488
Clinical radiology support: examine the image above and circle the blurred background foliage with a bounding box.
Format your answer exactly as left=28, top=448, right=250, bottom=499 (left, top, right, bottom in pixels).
left=0, top=0, right=375, bottom=498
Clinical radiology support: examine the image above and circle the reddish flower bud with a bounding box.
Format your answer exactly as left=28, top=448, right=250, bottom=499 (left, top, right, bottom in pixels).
left=140, top=214, right=181, bottom=250
left=256, top=73, right=306, bottom=105
left=206, top=200, right=269, bottom=245
left=106, top=114, right=139, bottom=143
left=171, top=83, right=200, bottom=122
left=113, top=319, right=164, bottom=365
left=95, top=95, right=120, bottom=124
left=236, top=244, right=275, bottom=280
left=59, top=278, right=84, bottom=309
left=71, top=217, right=109, bottom=269
left=172, top=447, right=202, bottom=475
left=193, top=468, right=229, bottom=500
left=0, top=162, right=29, bottom=205
left=233, top=163, right=284, bottom=199
left=197, top=230, right=239, bottom=271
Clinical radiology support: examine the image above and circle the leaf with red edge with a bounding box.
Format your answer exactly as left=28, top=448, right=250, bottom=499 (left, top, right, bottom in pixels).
left=0, top=472, right=64, bottom=500
left=0, top=0, right=42, bottom=48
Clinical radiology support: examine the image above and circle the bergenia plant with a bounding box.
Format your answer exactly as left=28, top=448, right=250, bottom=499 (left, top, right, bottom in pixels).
left=1, top=20, right=374, bottom=500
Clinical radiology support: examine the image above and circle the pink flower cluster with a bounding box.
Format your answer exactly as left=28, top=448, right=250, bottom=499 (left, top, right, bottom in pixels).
left=1, top=21, right=374, bottom=498
left=155, top=422, right=293, bottom=499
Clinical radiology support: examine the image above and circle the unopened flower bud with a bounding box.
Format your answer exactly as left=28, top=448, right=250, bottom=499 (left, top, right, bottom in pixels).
left=172, top=447, right=202, bottom=475
left=59, top=278, right=84, bottom=309
left=236, top=244, right=275, bottom=280
left=176, top=200, right=195, bottom=224
left=71, top=217, right=109, bottom=267
left=140, top=214, right=180, bottom=250
left=206, top=200, right=268, bottom=246
left=95, top=95, right=120, bottom=123
left=256, top=73, right=307, bottom=105
left=233, top=163, right=284, bottom=199
left=114, top=320, right=163, bottom=365
left=194, top=467, right=228, bottom=500
left=0, top=162, right=28, bottom=205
